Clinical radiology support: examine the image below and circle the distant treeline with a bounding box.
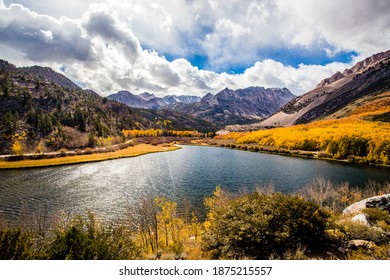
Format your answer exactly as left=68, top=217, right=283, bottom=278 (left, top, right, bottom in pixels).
left=122, top=128, right=216, bottom=139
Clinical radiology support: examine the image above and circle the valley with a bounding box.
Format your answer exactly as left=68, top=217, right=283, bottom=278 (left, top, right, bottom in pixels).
left=1, top=49, right=390, bottom=261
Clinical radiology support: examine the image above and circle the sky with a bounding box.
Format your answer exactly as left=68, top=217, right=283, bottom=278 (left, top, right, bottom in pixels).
left=1, top=0, right=390, bottom=97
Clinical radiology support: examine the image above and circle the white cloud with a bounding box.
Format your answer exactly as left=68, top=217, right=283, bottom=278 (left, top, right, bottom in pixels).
left=40, top=30, right=53, bottom=41
left=0, top=3, right=93, bottom=62
left=81, top=3, right=142, bottom=63
left=0, top=0, right=389, bottom=97
left=3, top=0, right=103, bottom=18
left=280, top=0, right=390, bottom=58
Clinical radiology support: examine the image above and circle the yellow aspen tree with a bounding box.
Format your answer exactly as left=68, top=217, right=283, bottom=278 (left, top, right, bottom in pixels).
left=12, top=139, right=23, bottom=155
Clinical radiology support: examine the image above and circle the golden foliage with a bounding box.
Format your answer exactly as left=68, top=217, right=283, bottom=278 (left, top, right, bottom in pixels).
left=122, top=129, right=204, bottom=138
left=11, top=140, right=23, bottom=155
left=349, top=91, right=390, bottom=117
left=220, top=118, right=390, bottom=164
left=134, top=197, right=204, bottom=258
left=95, top=136, right=123, bottom=147
left=203, top=186, right=231, bottom=230
left=11, top=133, right=26, bottom=155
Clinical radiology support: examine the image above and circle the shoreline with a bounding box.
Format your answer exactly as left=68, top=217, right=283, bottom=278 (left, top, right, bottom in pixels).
left=188, top=140, right=390, bottom=168
left=0, top=144, right=181, bottom=170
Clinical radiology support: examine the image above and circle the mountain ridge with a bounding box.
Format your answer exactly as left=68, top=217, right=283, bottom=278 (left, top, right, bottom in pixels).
left=109, top=86, right=295, bottom=128
left=259, top=50, right=390, bottom=127
left=172, top=86, right=295, bottom=127
left=107, top=91, right=201, bottom=109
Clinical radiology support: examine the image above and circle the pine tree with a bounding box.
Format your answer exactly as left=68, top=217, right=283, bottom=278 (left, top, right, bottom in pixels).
left=1, top=112, right=17, bottom=135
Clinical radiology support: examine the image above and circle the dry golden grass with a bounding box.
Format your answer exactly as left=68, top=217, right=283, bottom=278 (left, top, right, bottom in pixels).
left=324, top=91, right=390, bottom=120
left=0, top=144, right=180, bottom=169
left=349, top=91, right=390, bottom=117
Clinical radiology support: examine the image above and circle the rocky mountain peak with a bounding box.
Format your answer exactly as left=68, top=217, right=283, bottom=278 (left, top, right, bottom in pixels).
left=108, top=91, right=201, bottom=109
left=201, top=93, right=214, bottom=101
left=316, top=50, right=390, bottom=88
left=348, top=50, right=390, bottom=75
left=316, top=71, right=345, bottom=88
left=139, top=92, right=156, bottom=101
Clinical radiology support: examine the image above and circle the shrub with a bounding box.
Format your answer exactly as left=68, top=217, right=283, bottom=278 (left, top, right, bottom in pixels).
left=298, top=178, right=362, bottom=212
left=278, top=245, right=309, bottom=260
left=338, top=220, right=387, bottom=244
left=362, top=208, right=390, bottom=225
left=202, top=192, right=329, bottom=259
left=0, top=228, right=34, bottom=260
left=48, top=213, right=140, bottom=260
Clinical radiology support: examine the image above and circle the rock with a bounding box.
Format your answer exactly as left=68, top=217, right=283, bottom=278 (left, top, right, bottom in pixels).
left=351, top=213, right=370, bottom=226
left=343, top=200, right=367, bottom=215
left=348, top=240, right=375, bottom=250
left=366, top=196, right=390, bottom=211
left=316, top=71, right=345, bottom=88
left=343, top=193, right=390, bottom=215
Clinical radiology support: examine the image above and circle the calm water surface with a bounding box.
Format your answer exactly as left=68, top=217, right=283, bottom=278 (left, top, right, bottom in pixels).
left=0, top=145, right=389, bottom=222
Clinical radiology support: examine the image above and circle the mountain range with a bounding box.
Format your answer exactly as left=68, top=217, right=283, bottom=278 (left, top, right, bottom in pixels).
left=109, top=86, right=295, bottom=127
left=107, top=91, right=201, bottom=109
left=171, top=87, right=294, bottom=126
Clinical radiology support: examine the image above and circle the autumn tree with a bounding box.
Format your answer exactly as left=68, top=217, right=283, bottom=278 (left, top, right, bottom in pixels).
left=12, top=138, right=24, bottom=155
left=35, top=139, right=46, bottom=154
left=134, top=198, right=159, bottom=253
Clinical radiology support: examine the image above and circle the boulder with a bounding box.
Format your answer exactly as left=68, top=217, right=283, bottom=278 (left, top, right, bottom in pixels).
left=343, top=200, right=367, bottom=215
left=348, top=240, right=375, bottom=250
left=343, top=194, right=390, bottom=215
left=366, top=196, right=390, bottom=210
left=351, top=213, right=370, bottom=226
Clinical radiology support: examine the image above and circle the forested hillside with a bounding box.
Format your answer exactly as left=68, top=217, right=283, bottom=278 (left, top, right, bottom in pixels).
left=0, top=60, right=216, bottom=154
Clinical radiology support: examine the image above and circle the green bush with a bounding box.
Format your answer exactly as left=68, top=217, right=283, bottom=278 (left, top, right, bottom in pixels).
left=338, top=220, right=387, bottom=244
left=0, top=228, right=34, bottom=260
left=48, top=213, right=140, bottom=260
left=362, top=208, right=390, bottom=225
left=202, top=193, right=329, bottom=259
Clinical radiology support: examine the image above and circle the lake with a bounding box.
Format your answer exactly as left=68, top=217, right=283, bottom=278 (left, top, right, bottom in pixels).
left=0, top=145, right=389, bottom=223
